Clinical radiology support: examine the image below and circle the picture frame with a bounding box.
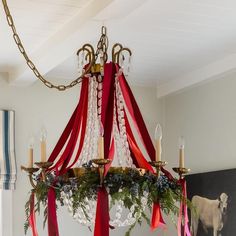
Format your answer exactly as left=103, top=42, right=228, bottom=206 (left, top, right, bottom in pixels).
left=186, top=168, right=236, bottom=236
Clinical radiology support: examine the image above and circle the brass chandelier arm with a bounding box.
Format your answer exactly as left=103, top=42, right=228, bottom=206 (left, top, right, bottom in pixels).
left=112, top=44, right=132, bottom=64
left=1, top=0, right=95, bottom=91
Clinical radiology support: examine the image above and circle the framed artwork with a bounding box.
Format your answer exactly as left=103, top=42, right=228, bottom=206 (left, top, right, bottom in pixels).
left=186, top=169, right=236, bottom=236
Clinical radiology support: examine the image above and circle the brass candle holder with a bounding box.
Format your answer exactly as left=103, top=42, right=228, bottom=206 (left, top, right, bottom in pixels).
left=149, top=161, right=168, bottom=177
left=21, top=166, right=39, bottom=188
left=92, top=159, right=111, bottom=186
left=35, top=161, right=53, bottom=182
left=172, top=167, right=190, bottom=179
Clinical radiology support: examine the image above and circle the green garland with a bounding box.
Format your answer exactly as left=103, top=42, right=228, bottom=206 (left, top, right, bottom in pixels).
left=24, top=167, right=190, bottom=235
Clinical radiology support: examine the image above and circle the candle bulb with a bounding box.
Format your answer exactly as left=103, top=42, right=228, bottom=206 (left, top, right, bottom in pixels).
left=179, top=136, right=185, bottom=168
left=98, top=121, right=104, bottom=159
left=28, top=137, right=34, bottom=168
left=155, top=124, right=162, bottom=162
left=40, top=128, right=47, bottom=163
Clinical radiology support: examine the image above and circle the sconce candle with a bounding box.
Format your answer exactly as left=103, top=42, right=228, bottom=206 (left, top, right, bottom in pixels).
left=155, top=124, right=162, bottom=162
left=40, top=128, right=47, bottom=162
left=28, top=137, right=34, bottom=168
left=179, top=136, right=185, bottom=168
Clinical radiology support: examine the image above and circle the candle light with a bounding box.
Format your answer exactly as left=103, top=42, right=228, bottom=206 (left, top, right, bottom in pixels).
left=98, top=121, right=104, bottom=159
left=28, top=136, right=34, bottom=168
left=40, top=128, right=47, bottom=163
left=155, top=124, right=162, bottom=162
left=179, top=136, right=185, bottom=168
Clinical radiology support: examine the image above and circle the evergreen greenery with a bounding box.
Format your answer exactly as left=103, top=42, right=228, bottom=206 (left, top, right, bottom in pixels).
left=24, top=166, right=190, bottom=235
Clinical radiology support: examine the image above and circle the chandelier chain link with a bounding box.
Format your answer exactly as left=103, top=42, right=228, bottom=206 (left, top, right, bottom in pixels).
left=1, top=0, right=108, bottom=91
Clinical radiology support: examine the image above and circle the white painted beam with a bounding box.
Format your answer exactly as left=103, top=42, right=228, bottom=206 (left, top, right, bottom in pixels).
left=9, top=0, right=149, bottom=86
left=0, top=72, right=8, bottom=81
left=157, top=53, right=236, bottom=98
left=9, top=0, right=114, bottom=85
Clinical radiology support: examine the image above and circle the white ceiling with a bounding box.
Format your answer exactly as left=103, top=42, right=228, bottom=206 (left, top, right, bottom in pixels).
left=1, top=0, right=236, bottom=96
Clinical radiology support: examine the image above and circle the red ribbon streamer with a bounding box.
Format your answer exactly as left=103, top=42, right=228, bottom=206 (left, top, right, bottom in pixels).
left=94, top=63, right=116, bottom=236
left=29, top=192, right=38, bottom=236
left=178, top=179, right=191, bottom=236
left=94, top=187, right=110, bottom=236
left=52, top=77, right=89, bottom=173
left=62, top=77, right=89, bottom=173
left=48, top=187, right=59, bottom=236
left=151, top=202, right=166, bottom=231
left=102, top=63, right=115, bottom=165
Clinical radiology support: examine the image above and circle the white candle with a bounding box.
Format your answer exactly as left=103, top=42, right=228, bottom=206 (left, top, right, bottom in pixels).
left=28, top=137, right=34, bottom=168
left=98, top=137, right=104, bottom=159
left=40, top=128, right=47, bottom=162
left=155, top=124, right=162, bottom=162
left=179, top=136, right=185, bottom=168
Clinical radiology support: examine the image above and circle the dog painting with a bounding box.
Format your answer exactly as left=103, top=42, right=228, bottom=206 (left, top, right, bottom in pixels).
left=186, top=168, right=236, bottom=236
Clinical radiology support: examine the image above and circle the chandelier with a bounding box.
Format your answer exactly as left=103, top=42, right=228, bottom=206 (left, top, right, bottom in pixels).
left=2, top=1, right=192, bottom=236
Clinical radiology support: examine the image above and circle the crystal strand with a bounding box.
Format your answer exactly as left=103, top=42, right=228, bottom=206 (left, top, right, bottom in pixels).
left=119, top=52, right=124, bottom=70
left=127, top=55, right=132, bottom=73
left=79, top=75, right=93, bottom=165
left=87, top=76, right=95, bottom=160
left=97, top=75, right=103, bottom=119
left=77, top=51, right=85, bottom=75
left=92, top=76, right=99, bottom=159
left=114, top=122, right=123, bottom=166
left=86, top=76, right=95, bottom=162
left=115, top=78, right=133, bottom=167
left=96, top=75, right=103, bottom=159
left=114, top=79, right=124, bottom=166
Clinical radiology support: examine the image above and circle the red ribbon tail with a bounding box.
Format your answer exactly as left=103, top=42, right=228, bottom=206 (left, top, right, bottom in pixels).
left=48, top=187, right=59, bottom=236
left=151, top=202, right=166, bottom=231
left=177, top=179, right=191, bottom=236
left=94, top=187, right=109, bottom=236
left=29, top=192, right=38, bottom=236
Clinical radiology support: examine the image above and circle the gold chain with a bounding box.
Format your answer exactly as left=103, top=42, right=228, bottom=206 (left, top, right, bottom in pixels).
left=1, top=0, right=101, bottom=91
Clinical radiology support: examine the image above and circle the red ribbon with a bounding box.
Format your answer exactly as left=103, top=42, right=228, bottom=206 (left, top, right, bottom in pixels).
left=178, top=179, right=191, bottom=236
left=47, top=76, right=89, bottom=172
left=48, top=187, right=59, bottom=236
left=102, top=63, right=115, bottom=165
left=61, top=77, right=89, bottom=173
left=151, top=202, right=166, bottom=231
left=94, top=187, right=110, bottom=236
left=94, top=63, right=116, bottom=236
left=29, top=192, right=38, bottom=236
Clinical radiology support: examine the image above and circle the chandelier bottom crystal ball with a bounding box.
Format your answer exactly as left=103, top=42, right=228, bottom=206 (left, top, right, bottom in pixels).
left=18, top=27, right=191, bottom=236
